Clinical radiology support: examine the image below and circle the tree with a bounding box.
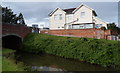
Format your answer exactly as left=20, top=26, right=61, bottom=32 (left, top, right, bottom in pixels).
left=17, top=13, right=25, bottom=25
left=2, top=6, right=26, bottom=25
left=101, top=26, right=106, bottom=30
left=107, top=23, right=120, bottom=34
left=2, top=7, right=17, bottom=24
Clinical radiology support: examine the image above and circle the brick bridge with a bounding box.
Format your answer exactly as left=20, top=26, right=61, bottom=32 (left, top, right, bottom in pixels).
left=2, top=24, right=32, bottom=49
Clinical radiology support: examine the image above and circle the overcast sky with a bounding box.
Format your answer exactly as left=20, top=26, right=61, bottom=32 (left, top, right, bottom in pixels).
left=1, top=2, right=119, bottom=28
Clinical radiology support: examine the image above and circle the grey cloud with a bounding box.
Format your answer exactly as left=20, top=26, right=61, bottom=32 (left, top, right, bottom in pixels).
left=1, top=2, right=119, bottom=27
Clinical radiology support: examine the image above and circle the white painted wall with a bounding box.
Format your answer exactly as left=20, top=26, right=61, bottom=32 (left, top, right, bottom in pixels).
left=73, top=6, right=93, bottom=24
left=93, top=17, right=108, bottom=29
left=66, top=14, right=74, bottom=24
left=49, top=8, right=66, bottom=30
left=49, top=5, right=108, bottom=30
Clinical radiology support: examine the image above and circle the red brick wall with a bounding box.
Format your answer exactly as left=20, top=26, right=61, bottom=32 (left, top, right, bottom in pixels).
left=40, top=28, right=118, bottom=40
left=2, top=24, right=32, bottom=38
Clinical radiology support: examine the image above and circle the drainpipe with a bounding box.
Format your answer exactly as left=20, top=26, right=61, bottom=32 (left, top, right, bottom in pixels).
left=65, top=13, right=66, bottom=30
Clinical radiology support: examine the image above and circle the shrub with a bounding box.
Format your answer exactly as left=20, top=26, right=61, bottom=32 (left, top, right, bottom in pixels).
left=22, top=33, right=120, bottom=67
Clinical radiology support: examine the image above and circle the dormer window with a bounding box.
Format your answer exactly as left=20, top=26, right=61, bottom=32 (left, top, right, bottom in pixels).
left=80, top=12, right=85, bottom=18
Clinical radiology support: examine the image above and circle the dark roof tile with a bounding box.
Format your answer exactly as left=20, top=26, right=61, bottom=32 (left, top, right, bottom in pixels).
left=63, top=8, right=76, bottom=14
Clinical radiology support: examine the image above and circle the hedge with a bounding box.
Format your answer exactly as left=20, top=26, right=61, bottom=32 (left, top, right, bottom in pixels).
left=22, top=33, right=120, bottom=67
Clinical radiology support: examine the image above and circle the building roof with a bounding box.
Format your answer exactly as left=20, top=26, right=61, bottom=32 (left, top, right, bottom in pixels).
left=48, top=4, right=97, bottom=16
left=62, top=8, right=76, bottom=14
left=72, top=4, right=97, bottom=16
left=49, top=8, right=66, bottom=16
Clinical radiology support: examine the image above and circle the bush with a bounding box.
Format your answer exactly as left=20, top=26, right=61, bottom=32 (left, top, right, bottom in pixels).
left=22, top=33, right=120, bottom=67
left=101, top=26, right=106, bottom=30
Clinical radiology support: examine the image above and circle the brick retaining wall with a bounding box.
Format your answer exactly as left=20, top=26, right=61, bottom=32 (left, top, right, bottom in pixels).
left=40, top=28, right=118, bottom=40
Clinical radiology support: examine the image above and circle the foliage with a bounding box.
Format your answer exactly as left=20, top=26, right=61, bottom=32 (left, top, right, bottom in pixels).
left=107, top=22, right=120, bottom=34
left=2, top=6, right=25, bottom=25
left=0, top=55, right=1, bottom=72
left=17, top=13, right=25, bottom=25
left=100, top=26, right=106, bottom=30
left=22, top=33, right=120, bottom=67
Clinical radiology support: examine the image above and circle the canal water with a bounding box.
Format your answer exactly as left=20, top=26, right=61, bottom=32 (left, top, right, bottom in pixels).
left=14, top=51, right=117, bottom=72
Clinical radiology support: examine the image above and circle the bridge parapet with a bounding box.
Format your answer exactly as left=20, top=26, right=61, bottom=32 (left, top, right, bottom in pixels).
left=2, top=24, right=32, bottom=38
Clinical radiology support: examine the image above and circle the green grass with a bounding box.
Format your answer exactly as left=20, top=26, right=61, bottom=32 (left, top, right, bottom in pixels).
left=1, top=48, right=16, bottom=71
left=2, top=48, right=25, bottom=71
left=2, top=48, right=15, bottom=55
left=22, top=33, right=120, bottom=67
left=0, top=56, right=2, bottom=72
left=2, top=57, right=23, bottom=71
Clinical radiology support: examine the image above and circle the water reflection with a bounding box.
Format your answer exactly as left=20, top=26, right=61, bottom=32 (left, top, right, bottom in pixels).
left=32, top=66, right=64, bottom=71
left=15, top=51, right=116, bottom=71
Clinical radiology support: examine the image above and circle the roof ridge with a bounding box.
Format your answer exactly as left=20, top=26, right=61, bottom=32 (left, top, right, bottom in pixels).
left=63, top=8, right=76, bottom=14
left=62, top=7, right=76, bottom=10
left=94, top=17, right=108, bottom=24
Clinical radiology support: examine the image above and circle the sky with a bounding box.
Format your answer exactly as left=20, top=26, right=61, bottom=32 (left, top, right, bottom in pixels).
left=1, top=2, right=119, bottom=28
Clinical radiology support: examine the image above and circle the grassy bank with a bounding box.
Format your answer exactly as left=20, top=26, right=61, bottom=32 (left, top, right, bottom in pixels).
left=0, top=51, right=1, bottom=72
left=23, top=33, right=120, bottom=67
left=2, top=57, right=24, bottom=71
left=2, top=48, right=15, bottom=55
left=2, top=48, right=24, bottom=71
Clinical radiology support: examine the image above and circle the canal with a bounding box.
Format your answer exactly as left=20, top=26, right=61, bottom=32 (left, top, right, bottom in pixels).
left=14, top=51, right=117, bottom=72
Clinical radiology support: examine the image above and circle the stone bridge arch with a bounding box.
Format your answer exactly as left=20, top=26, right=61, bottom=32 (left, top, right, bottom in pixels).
left=2, top=34, right=22, bottom=50
left=2, top=24, right=32, bottom=50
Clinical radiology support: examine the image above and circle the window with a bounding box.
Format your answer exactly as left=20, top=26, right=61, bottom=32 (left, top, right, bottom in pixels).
left=80, top=12, right=85, bottom=18
left=68, top=25, right=72, bottom=29
left=54, top=15, right=57, bottom=20
left=72, top=25, right=80, bottom=29
left=79, top=25, right=84, bottom=29
left=54, top=14, right=62, bottom=20
left=84, top=24, right=93, bottom=28
left=95, top=24, right=102, bottom=28
left=72, top=24, right=84, bottom=29
left=59, top=14, right=62, bottom=20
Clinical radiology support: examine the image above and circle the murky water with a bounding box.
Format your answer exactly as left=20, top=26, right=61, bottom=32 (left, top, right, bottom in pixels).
left=15, top=51, right=117, bottom=71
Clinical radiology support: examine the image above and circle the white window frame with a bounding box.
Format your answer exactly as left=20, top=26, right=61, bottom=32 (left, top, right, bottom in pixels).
left=79, top=25, right=84, bottom=29
left=59, top=14, right=62, bottom=20
left=80, top=12, right=85, bottom=18
left=84, top=24, right=93, bottom=29
left=68, top=25, right=72, bottom=29
left=54, top=15, right=57, bottom=20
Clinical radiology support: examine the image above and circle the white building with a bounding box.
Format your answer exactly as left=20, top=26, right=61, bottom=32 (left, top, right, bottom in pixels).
left=49, top=4, right=108, bottom=30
